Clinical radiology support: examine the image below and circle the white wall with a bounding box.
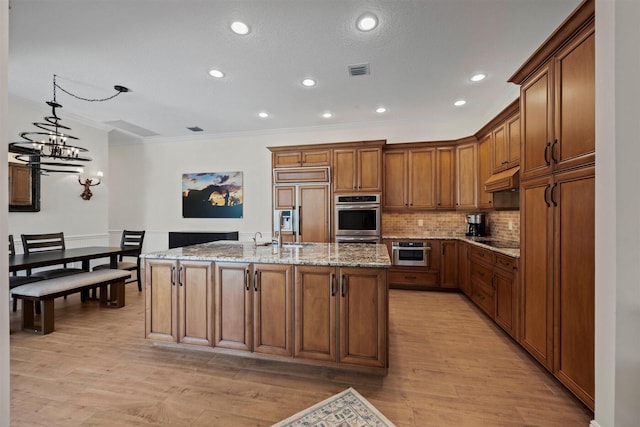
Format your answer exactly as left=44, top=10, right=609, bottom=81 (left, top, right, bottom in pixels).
left=112, top=120, right=452, bottom=252
left=7, top=98, right=111, bottom=252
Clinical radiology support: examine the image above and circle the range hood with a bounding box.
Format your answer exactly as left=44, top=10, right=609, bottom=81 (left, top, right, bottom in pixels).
left=484, top=166, right=520, bottom=192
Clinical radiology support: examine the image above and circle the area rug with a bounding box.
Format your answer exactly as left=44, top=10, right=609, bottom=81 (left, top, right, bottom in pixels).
left=272, top=387, right=395, bottom=427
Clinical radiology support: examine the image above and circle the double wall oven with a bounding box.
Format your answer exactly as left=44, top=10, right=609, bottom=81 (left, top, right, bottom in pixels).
left=334, top=194, right=381, bottom=243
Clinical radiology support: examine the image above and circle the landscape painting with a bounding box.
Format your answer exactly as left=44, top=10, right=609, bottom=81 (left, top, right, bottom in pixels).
left=182, top=171, right=243, bottom=218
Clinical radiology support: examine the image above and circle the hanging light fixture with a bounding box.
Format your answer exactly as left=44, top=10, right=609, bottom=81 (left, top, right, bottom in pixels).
left=9, top=74, right=129, bottom=174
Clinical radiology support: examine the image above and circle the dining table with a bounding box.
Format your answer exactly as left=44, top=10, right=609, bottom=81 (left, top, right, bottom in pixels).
left=9, top=246, right=139, bottom=274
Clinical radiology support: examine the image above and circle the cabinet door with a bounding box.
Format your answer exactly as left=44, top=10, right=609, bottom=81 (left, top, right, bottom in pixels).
left=494, top=268, right=517, bottom=339
left=520, top=62, right=554, bottom=180
left=436, top=146, right=455, bottom=209
left=357, top=147, right=382, bottom=192
left=456, top=142, right=477, bottom=209
left=440, top=241, right=458, bottom=288
left=492, top=123, right=507, bottom=173
left=273, top=151, right=302, bottom=168
left=477, top=134, right=493, bottom=209
left=294, top=265, right=337, bottom=362
left=9, top=163, right=32, bottom=206
left=338, top=267, right=387, bottom=368
left=383, top=150, right=407, bottom=208
left=457, top=242, right=470, bottom=296
left=333, top=149, right=357, bottom=193
left=215, top=262, right=252, bottom=351
left=301, top=149, right=331, bottom=167
left=177, top=260, right=213, bottom=346
left=520, top=176, right=554, bottom=369
left=299, top=185, right=330, bottom=243
left=506, top=113, right=521, bottom=169
left=274, top=186, right=295, bottom=209
left=145, top=259, right=178, bottom=342
left=554, top=25, right=595, bottom=173
left=253, top=264, right=293, bottom=356
left=408, top=148, right=436, bottom=209
left=553, top=166, right=595, bottom=407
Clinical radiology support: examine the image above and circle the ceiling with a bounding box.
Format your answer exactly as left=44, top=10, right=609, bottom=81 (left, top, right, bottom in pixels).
left=8, top=0, right=581, bottom=142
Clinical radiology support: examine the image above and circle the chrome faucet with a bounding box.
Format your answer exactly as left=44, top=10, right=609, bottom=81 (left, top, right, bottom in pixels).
left=252, top=231, right=262, bottom=248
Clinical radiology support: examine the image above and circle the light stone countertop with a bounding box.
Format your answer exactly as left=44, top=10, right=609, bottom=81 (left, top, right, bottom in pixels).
left=141, top=241, right=391, bottom=268
left=382, top=234, right=520, bottom=258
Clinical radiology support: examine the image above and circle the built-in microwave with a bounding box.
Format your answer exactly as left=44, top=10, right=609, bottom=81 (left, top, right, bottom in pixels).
left=334, top=194, right=381, bottom=239
left=391, top=241, right=431, bottom=267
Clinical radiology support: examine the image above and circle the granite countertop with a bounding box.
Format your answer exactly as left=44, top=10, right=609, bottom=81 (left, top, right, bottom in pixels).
left=141, top=241, right=391, bottom=268
left=383, top=234, right=520, bottom=258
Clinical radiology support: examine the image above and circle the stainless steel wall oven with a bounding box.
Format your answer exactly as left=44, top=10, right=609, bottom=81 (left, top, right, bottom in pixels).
left=334, top=194, right=381, bottom=242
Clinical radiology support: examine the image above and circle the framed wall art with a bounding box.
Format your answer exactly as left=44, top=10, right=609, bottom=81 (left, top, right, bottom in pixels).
left=182, top=171, right=243, bottom=218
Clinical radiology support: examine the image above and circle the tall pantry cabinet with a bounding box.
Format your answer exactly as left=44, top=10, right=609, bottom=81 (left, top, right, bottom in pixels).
left=510, top=2, right=595, bottom=410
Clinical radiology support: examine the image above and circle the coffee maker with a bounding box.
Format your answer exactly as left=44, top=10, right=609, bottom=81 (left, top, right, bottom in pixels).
left=466, top=213, right=486, bottom=237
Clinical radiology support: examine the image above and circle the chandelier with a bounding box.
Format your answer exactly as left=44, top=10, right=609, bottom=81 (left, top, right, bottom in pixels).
left=9, top=74, right=129, bottom=174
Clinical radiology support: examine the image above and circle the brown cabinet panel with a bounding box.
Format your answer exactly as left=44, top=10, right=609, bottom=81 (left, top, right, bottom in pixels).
left=145, top=259, right=178, bottom=342
left=300, top=150, right=331, bottom=167
left=177, top=260, right=213, bottom=346
left=358, top=147, right=382, bottom=192
left=408, top=148, right=436, bottom=208
left=506, top=114, right=521, bottom=170
left=388, top=269, right=439, bottom=289
left=339, top=267, right=387, bottom=368
left=299, top=185, right=330, bottom=243
left=457, top=242, right=471, bottom=296
left=333, top=149, right=357, bottom=192
left=492, top=124, right=507, bottom=173
left=273, top=149, right=330, bottom=168
left=382, top=150, right=407, bottom=208
left=440, top=241, right=458, bottom=288
left=456, top=142, right=478, bottom=209
left=494, top=267, right=517, bottom=339
left=215, top=262, right=253, bottom=351
left=253, top=264, right=293, bottom=357
left=477, top=134, right=493, bottom=209
left=333, top=146, right=382, bottom=193
left=274, top=186, right=295, bottom=209
left=9, top=163, right=32, bottom=206
left=294, top=265, right=337, bottom=362
left=436, top=147, right=456, bottom=209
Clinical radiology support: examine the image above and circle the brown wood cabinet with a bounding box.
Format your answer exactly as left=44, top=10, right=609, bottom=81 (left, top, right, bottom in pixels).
left=333, top=146, right=382, bottom=193
left=440, top=240, right=458, bottom=289
left=492, top=113, right=521, bottom=174
left=214, top=262, right=253, bottom=350
left=273, top=184, right=330, bottom=243
left=457, top=242, right=471, bottom=297
left=383, top=145, right=454, bottom=210
left=294, top=265, right=387, bottom=368
left=272, top=148, right=331, bottom=168
left=9, top=162, right=32, bottom=206
left=519, top=23, right=594, bottom=181
left=145, top=259, right=213, bottom=346
left=477, top=134, right=493, bottom=209
left=455, top=141, right=478, bottom=209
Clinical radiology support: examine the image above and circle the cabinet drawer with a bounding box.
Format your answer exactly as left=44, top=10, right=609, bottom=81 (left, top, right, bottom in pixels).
left=470, top=262, right=493, bottom=288
left=470, top=246, right=495, bottom=265
left=495, top=253, right=517, bottom=272
left=471, top=280, right=495, bottom=317
left=389, top=269, right=439, bottom=286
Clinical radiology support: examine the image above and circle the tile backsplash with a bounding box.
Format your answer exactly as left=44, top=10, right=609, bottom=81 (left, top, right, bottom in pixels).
left=382, top=210, right=520, bottom=242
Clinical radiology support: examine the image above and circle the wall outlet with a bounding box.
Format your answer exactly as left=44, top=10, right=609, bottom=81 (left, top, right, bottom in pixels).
left=418, top=219, right=424, bottom=227
left=508, top=221, right=513, bottom=230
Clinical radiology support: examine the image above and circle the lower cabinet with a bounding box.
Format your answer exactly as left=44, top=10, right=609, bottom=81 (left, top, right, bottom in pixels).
left=214, top=262, right=292, bottom=357
left=457, top=242, right=471, bottom=296
left=145, top=259, right=214, bottom=346
left=295, top=265, right=387, bottom=368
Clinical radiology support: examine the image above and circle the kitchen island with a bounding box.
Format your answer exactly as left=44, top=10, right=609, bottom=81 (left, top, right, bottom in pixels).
left=142, top=241, right=391, bottom=372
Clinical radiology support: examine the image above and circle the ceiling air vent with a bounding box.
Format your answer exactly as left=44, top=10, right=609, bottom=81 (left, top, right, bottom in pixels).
left=187, top=126, right=203, bottom=132
left=348, top=63, right=370, bottom=77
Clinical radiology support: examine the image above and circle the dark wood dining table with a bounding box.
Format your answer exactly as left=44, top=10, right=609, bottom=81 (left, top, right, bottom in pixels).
left=9, top=246, right=139, bottom=274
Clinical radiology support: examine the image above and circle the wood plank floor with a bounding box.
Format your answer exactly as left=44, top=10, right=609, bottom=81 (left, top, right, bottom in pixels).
left=9, top=286, right=592, bottom=426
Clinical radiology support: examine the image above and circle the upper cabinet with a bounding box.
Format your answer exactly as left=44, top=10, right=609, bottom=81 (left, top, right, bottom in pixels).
left=515, top=23, right=594, bottom=181
left=333, top=141, right=383, bottom=193
left=477, top=134, right=493, bottom=209
left=492, top=113, right=521, bottom=174
left=272, top=148, right=331, bottom=168
left=383, top=144, right=455, bottom=210
left=455, top=140, right=478, bottom=210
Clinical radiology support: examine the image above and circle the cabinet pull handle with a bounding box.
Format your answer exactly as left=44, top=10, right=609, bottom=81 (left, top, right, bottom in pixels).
left=405, top=275, right=417, bottom=280
left=544, top=142, right=551, bottom=166
left=551, top=139, right=558, bottom=163
left=245, top=269, right=250, bottom=291
left=543, top=184, right=551, bottom=207
left=341, top=275, right=347, bottom=298
left=551, top=182, right=558, bottom=207
left=331, top=273, right=336, bottom=296
left=171, top=265, right=176, bottom=286
left=298, top=207, right=302, bottom=236
left=254, top=271, right=260, bottom=292
left=178, top=265, right=184, bottom=287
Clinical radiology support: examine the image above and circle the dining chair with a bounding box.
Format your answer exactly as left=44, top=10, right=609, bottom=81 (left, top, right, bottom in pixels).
left=20, top=232, right=85, bottom=279
left=93, top=230, right=146, bottom=291
left=9, top=235, right=45, bottom=312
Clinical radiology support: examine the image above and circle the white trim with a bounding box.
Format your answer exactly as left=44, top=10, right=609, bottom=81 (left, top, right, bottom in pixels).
left=590, top=421, right=602, bottom=427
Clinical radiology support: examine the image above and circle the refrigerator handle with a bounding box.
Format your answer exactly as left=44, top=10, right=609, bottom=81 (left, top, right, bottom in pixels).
left=297, top=206, right=302, bottom=238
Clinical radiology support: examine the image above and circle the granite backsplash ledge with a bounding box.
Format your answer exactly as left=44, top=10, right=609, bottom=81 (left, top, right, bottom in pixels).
left=382, top=210, right=520, bottom=242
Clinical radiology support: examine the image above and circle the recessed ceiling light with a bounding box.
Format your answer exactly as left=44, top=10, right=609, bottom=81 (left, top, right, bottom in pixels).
left=357, top=13, right=378, bottom=31
left=454, top=100, right=467, bottom=107
left=258, top=112, right=269, bottom=118
left=230, top=21, right=250, bottom=35
left=322, top=112, right=333, bottom=118
left=376, top=107, right=387, bottom=114
left=470, top=73, right=487, bottom=82
left=302, top=78, right=317, bottom=87
left=208, top=69, right=224, bottom=78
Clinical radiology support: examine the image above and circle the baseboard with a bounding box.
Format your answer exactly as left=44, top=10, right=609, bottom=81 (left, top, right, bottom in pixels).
left=590, top=420, right=602, bottom=427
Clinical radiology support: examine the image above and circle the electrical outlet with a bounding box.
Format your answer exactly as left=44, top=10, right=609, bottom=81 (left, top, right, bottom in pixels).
left=508, top=221, right=513, bottom=230
left=418, top=219, right=424, bottom=227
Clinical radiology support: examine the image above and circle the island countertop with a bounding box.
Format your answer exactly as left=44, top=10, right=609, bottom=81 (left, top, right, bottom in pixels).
left=141, top=241, right=391, bottom=268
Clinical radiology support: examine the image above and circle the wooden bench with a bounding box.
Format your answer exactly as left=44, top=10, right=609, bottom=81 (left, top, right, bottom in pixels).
left=10, top=270, right=131, bottom=335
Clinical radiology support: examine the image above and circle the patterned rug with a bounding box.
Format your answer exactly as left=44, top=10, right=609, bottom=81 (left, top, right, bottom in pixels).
left=272, top=387, right=395, bottom=427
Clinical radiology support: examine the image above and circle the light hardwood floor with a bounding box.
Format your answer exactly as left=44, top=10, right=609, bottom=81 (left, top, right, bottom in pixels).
left=9, top=285, right=592, bottom=426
